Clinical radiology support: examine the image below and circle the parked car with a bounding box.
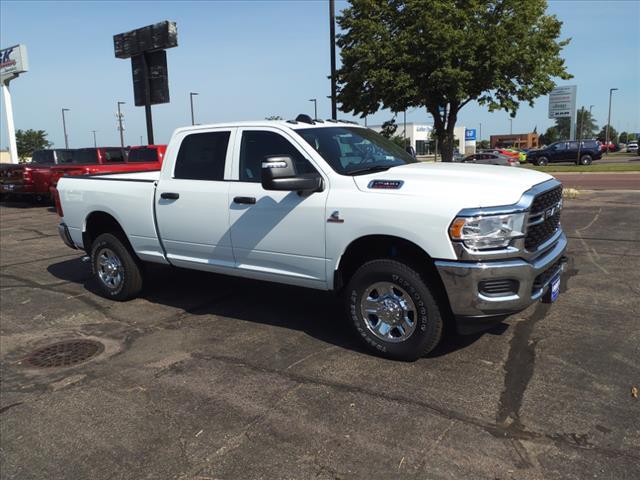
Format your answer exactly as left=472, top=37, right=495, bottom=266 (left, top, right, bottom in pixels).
left=56, top=118, right=567, bottom=361
left=0, top=149, right=74, bottom=201
left=462, top=153, right=518, bottom=166
left=626, top=142, right=638, bottom=154
left=48, top=145, right=166, bottom=194
left=600, top=141, right=617, bottom=153
left=526, top=140, right=602, bottom=166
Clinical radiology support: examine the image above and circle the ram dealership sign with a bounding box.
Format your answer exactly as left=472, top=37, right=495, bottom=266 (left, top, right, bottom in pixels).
left=0, top=44, right=29, bottom=82
left=548, top=85, right=577, bottom=119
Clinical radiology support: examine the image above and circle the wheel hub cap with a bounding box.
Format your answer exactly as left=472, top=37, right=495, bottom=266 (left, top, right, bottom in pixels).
left=97, top=248, right=123, bottom=290
left=360, top=282, right=418, bottom=343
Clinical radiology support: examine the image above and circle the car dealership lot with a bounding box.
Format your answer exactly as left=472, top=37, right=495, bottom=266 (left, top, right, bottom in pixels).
left=1, top=192, right=639, bottom=480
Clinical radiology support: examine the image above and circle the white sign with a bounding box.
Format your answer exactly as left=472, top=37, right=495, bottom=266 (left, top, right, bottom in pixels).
left=1, top=44, right=29, bottom=83
left=548, top=85, right=577, bottom=119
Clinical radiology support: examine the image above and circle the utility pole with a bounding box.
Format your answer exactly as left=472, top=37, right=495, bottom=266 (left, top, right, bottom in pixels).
left=509, top=117, right=513, bottom=135
left=117, top=101, right=126, bottom=148
left=91, top=130, right=97, bottom=148
left=329, top=0, right=337, bottom=120
left=309, top=98, right=317, bottom=120
left=190, top=92, right=198, bottom=125
left=61, top=108, right=70, bottom=149
left=605, top=88, right=618, bottom=156
left=140, top=135, right=143, bottom=145
left=479, top=122, right=482, bottom=143
left=403, top=110, right=407, bottom=142
left=364, top=115, right=367, bottom=127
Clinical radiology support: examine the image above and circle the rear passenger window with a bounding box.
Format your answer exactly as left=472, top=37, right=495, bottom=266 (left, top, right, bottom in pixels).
left=174, top=131, right=230, bottom=181
left=239, top=130, right=317, bottom=182
left=568, top=142, right=579, bottom=149
left=105, top=149, right=125, bottom=163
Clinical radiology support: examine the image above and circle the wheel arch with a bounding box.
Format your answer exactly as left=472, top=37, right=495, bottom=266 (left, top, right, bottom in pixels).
left=83, top=211, right=134, bottom=255
left=333, top=234, right=453, bottom=318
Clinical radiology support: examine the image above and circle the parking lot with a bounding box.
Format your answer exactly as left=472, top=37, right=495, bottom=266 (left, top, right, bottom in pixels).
left=1, top=191, right=639, bottom=480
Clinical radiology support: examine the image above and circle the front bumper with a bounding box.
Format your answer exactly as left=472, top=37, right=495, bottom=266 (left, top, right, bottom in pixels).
left=58, top=223, right=77, bottom=250
left=435, top=232, right=568, bottom=318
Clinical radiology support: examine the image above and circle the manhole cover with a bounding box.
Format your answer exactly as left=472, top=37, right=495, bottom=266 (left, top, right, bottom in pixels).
left=24, top=340, right=104, bottom=368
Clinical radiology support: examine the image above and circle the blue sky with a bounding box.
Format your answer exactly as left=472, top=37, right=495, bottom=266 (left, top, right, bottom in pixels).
left=1, top=0, right=639, bottom=148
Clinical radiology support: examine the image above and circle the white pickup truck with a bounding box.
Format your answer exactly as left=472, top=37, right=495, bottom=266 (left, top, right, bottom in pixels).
left=56, top=117, right=567, bottom=360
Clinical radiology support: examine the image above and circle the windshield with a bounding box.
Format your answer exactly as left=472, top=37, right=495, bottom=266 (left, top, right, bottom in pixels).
left=297, top=126, right=417, bottom=175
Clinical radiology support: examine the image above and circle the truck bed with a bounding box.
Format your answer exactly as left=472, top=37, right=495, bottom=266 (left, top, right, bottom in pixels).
left=58, top=171, right=167, bottom=263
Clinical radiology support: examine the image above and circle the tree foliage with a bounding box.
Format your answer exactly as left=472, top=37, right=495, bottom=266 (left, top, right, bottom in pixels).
left=336, top=0, right=572, bottom=160
left=597, top=125, right=618, bottom=143
left=619, top=131, right=628, bottom=143
left=539, top=126, right=559, bottom=145
left=16, top=129, right=52, bottom=161
left=379, top=118, right=398, bottom=138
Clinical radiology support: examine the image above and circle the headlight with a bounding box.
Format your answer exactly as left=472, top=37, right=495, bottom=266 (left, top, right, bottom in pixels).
left=449, top=213, right=526, bottom=250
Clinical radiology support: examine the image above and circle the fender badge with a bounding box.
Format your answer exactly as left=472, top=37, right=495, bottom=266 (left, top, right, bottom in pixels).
left=327, top=210, right=344, bottom=223
left=368, top=179, right=404, bottom=189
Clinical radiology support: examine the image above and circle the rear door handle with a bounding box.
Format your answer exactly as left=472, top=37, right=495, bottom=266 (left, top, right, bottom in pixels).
left=233, top=196, right=256, bottom=205
left=160, top=192, right=180, bottom=200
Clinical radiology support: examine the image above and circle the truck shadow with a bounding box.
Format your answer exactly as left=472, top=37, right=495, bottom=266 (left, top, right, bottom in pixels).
left=47, top=258, right=504, bottom=359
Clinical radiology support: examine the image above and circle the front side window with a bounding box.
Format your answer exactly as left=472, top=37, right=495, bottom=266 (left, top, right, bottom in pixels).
left=174, top=131, right=230, bottom=181
left=239, top=130, right=317, bottom=182
left=567, top=142, right=579, bottom=150
left=297, top=127, right=417, bottom=175
left=552, top=143, right=567, bottom=151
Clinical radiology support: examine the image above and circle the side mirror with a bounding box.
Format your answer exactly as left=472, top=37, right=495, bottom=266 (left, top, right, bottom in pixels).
left=261, top=155, right=323, bottom=192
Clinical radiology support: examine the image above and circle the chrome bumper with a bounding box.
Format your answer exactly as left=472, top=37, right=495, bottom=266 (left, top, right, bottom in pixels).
left=58, top=223, right=77, bottom=250
left=435, top=232, right=568, bottom=318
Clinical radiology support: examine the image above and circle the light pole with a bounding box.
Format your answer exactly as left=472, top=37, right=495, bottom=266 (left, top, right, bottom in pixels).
left=479, top=122, right=482, bottom=143
left=140, top=135, right=143, bottom=145
left=509, top=117, right=513, bottom=135
left=605, top=88, right=618, bottom=155
left=309, top=98, right=317, bottom=120
left=61, top=108, right=70, bottom=149
left=91, top=130, right=97, bottom=148
left=117, top=101, right=126, bottom=148
left=329, top=0, right=337, bottom=120
left=190, top=92, right=198, bottom=125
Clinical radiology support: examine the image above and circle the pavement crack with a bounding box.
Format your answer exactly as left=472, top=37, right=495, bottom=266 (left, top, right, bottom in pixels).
left=496, top=303, right=549, bottom=430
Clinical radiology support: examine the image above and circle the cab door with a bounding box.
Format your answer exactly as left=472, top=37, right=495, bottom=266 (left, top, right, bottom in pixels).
left=155, top=128, right=236, bottom=271
left=227, top=127, right=329, bottom=288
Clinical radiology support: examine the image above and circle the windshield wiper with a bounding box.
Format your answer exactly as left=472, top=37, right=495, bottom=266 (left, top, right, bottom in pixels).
left=346, top=165, right=393, bottom=176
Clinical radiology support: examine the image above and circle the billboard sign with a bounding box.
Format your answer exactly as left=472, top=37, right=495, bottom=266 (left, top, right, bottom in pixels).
left=114, top=21, right=177, bottom=59
left=548, top=85, right=577, bottom=119
left=465, top=129, right=477, bottom=141
left=0, top=44, right=29, bottom=82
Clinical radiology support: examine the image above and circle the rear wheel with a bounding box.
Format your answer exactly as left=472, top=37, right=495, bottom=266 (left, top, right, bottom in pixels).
left=345, top=259, right=444, bottom=361
left=535, top=156, right=549, bottom=167
left=578, top=154, right=592, bottom=166
left=91, top=233, right=143, bottom=301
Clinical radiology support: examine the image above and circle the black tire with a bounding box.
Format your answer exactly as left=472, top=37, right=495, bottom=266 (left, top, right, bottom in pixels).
left=535, top=156, right=549, bottom=167
left=578, top=154, right=592, bottom=166
left=345, top=259, right=444, bottom=361
left=90, top=233, right=143, bottom=301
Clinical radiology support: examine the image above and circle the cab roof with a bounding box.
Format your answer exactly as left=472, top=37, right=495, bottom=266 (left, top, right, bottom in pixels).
left=173, top=118, right=364, bottom=135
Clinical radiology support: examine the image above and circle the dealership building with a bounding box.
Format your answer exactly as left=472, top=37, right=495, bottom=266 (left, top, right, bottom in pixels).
left=369, top=123, right=475, bottom=155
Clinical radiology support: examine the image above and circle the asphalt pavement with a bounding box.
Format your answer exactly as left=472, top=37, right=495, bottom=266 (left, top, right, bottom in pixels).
left=1, top=192, right=639, bottom=480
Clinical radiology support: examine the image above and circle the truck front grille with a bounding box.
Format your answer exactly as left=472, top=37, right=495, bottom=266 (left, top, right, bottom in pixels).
left=525, top=185, right=563, bottom=251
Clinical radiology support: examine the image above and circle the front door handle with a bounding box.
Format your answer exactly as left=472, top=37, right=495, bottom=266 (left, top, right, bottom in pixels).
left=233, top=196, right=256, bottom=205
left=160, top=192, right=180, bottom=200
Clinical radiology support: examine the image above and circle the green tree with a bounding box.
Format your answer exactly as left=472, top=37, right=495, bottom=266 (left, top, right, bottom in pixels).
left=477, top=139, right=490, bottom=149
left=597, top=125, right=618, bottom=143
left=336, top=0, right=571, bottom=161
left=619, top=131, right=628, bottom=143
left=379, top=118, right=398, bottom=138
left=539, top=126, right=559, bottom=145
left=16, top=129, right=52, bottom=161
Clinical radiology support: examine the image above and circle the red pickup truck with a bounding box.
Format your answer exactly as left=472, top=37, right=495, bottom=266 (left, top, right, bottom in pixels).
left=49, top=145, right=166, bottom=193
left=0, top=149, right=74, bottom=201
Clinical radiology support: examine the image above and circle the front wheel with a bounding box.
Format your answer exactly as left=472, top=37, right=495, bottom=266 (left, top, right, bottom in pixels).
left=91, top=233, right=143, bottom=301
left=578, top=154, right=592, bottom=166
left=345, top=259, right=444, bottom=361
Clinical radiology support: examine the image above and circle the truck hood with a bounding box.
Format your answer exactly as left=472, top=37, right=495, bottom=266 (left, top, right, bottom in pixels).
left=352, top=162, right=554, bottom=208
